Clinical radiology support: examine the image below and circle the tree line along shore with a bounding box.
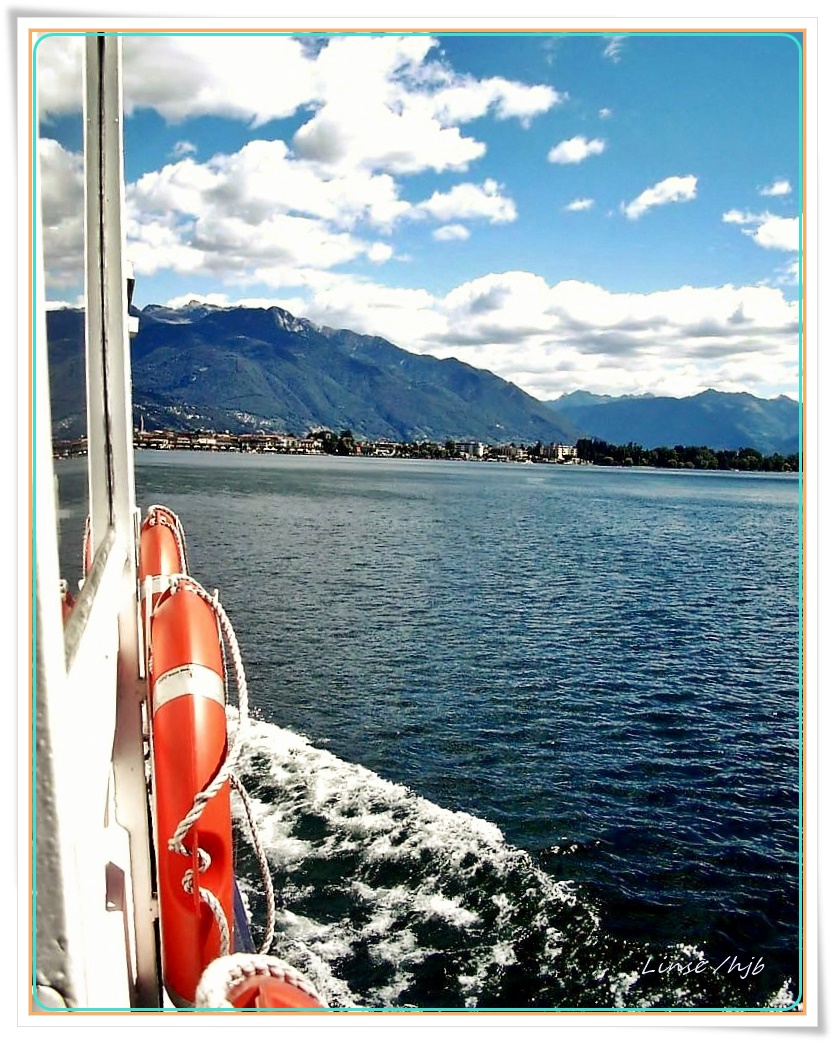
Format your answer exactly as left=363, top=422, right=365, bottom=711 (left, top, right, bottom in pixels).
left=574, top=437, right=799, bottom=472
left=52, top=426, right=799, bottom=472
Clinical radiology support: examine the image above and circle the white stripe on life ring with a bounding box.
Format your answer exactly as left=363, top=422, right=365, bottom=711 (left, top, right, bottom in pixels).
left=152, top=663, right=225, bottom=712
left=142, top=574, right=178, bottom=599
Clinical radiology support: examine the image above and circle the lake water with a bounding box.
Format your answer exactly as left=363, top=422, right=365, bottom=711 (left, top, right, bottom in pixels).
left=55, top=452, right=802, bottom=1011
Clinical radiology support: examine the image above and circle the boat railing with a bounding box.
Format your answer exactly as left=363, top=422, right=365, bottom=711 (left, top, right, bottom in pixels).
left=34, top=34, right=160, bottom=1010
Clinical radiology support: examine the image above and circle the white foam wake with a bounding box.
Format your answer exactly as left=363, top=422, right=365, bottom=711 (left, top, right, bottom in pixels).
left=228, top=711, right=583, bottom=1008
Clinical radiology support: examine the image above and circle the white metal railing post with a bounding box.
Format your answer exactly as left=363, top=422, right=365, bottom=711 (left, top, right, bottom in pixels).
left=84, top=33, right=136, bottom=553
left=33, top=78, right=84, bottom=1007
left=83, top=34, right=160, bottom=1008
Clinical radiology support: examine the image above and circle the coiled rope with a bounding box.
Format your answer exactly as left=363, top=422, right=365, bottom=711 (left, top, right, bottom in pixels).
left=151, top=572, right=275, bottom=961
left=195, top=953, right=326, bottom=1010
left=230, top=774, right=276, bottom=955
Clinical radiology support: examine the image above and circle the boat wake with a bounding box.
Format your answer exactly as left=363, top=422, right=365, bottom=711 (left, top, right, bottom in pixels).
left=228, top=711, right=796, bottom=1012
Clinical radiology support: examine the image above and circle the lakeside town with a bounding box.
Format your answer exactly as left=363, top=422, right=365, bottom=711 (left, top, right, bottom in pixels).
left=51, top=426, right=798, bottom=471
left=53, top=427, right=581, bottom=464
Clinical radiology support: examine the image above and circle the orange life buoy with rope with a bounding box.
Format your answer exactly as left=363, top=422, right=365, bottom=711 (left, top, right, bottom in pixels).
left=140, top=506, right=234, bottom=1007
left=139, top=504, right=328, bottom=1010
left=148, top=578, right=234, bottom=1007
left=226, top=974, right=326, bottom=1009
left=195, top=954, right=326, bottom=1010
left=139, top=505, right=187, bottom=614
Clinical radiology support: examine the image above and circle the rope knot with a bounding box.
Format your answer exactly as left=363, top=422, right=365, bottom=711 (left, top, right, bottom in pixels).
left=170, top=841, right=211, bottom=877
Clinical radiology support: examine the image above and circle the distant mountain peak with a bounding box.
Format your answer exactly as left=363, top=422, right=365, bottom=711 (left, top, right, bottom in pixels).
left=547, top=387, right=798, bottom=455
left=270, top=307, right=313, bottom=335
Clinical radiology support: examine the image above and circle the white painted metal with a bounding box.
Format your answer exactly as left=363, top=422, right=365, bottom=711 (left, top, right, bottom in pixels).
left=33, top=34, right=161, bottom=1010
left=34, top=125, right=87, bottom=1008
left=84, top=34, right=136, bottom=559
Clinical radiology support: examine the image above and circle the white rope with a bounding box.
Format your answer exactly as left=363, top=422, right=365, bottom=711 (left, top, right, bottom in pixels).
left=81, top=515, right=91, bottom=580
left=195, top=953, right=326, bottom=1010
left=230, top=773, right=276, bottom=955
left=182, top=857, right=233, bottom=958
left=145, top=504, right=189, bottom=572
left=149, top=567, right=252, bottom=963
left=161, top=576, right=250, bottom=853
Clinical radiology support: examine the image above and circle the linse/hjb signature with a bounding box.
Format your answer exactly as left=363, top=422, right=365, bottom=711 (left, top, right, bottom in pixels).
left=637, top=954, right=765, bottom=980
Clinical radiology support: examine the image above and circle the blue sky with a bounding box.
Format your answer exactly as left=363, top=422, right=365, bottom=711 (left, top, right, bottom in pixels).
left=34, top=28, right=802, bottom=401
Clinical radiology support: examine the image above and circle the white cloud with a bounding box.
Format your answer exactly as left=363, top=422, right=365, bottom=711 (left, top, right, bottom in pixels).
left=599, top=107, right=613, bottom=119
left=443, top=271, right=554, bottom=329
left=565, top=198, right=594, bottom=212
left=751, top=216, right=799, bottom=251
left=760, top=179, right=791, bottom=197
left=433, top=225, right=471, bottom=242
left=603, top=37, right=626, bottom=63
left=34, top=34, right=798, bottom=403
left=195, top=211, right=374, bottom=272
left=126, top=168, right=393, bottom=281
left=36, top=34, right=564, bottom=179
left=430, top=77, right=566, bottom=126
left=36, top=33, right=561, bottom=302
left=108, top=35, right=560, bottom=178
left=774, top=259, right=800, bottom=285
left=40, top=115, right=512, bottom=301
left=548, top=136, right=606, bottom=165
left=296, top=272, right=444, bottom=347
left=270, top=271, right=797, bottom=401
left=722, top=209, right=799, bottom=251
left=38, top=138, right=83, bottom=228
left=201, top=140, right=410, bottom=229
left=122, top=36, right=321, bottom=126
left=490, top=80, right=567, bottom=122
left=35, top=35, right=83, bottom=120
left=436, top=276, right=797, bottom=399
left=293, top=99, right=487, bottom=175
left=367, top=242, right=394, bottom=263
left=121, top=138, right=410, bottom=282
left=416, top=179, right=516, bottom=225
left=37, top=138, right=84, bottom=290
left=722, top=208, right=755, bottom=225
left=292, top=37, right=562, bottom=174
left=131, top=157, right=219, bottom=219
left=113, top=138, right=517, bottom=287
left=125, top=220, right=206, bottom=277
left=622, top=175, right=698, bottom=219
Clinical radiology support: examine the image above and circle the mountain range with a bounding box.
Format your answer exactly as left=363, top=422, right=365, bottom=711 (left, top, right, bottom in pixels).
left=547, top=389, right=799, bottom=457
left=46, top=303, right=799, bottom=455
left=46, top=303, right=577, bottom=445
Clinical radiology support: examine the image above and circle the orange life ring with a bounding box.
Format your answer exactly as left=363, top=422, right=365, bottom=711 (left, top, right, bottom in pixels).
left=194, top=954, right=327, bottom=1010
left=139, top=506, right=186, bottom=606
left=140, top=506, right=321, bottom=1010
left=226, top=975, right=326, bottom=1009
left=139, top=505, right=187, bottom=677
left=141, top=508, right=234, bottom=1008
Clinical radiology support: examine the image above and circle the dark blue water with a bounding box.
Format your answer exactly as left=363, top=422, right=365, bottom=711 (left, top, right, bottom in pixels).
left=55, top=453, right=801, bottom=1010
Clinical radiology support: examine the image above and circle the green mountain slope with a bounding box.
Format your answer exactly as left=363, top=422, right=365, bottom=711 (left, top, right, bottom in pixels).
left=47, top=303, right=578, bottom=444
